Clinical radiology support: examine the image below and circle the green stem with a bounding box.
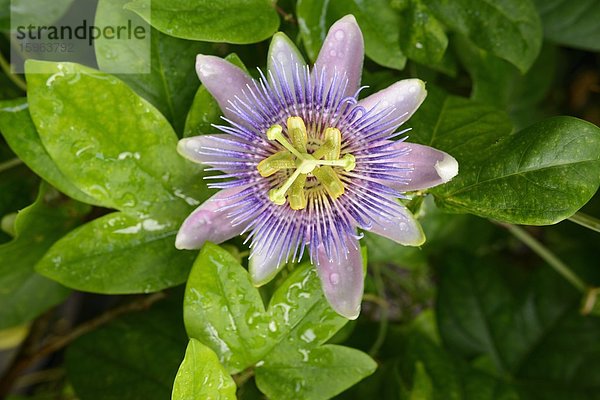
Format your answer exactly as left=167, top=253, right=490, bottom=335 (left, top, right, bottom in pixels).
left=568, top=212, right=600, bottom=234
left=0, top=158, right=24, bottom=173
left=505, top=224, right=586, bottom=292
left=368, top=262, right=389, bottom=357
left=0, top=52, right=27, bottom=91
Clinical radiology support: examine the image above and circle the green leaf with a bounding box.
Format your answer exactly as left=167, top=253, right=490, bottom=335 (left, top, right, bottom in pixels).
left=36, top=206, right=196, bottom=293
left=0, top=0, right=9, bottom=30
left=399, top=0, right=448, bottom=66
left=184, top=243, right=376, bottom=399
left=95, top=0, right=212, bottom=134
left=0, top=98, right=98, bottom=204
left=172, top=339, right=236, bottom=400
left=0, top=183, right=89, bottom=329
left=432, top=117, right=600, bottom=224
left=422, top=0, right=542, bottom=73
left=533, top=0, right=600, bottom=51
left=256, top=344, right=377, bottom=400
left=10, top=0, right=74, bottom=26
left=124, top=0, right=280, bottom=44
left=25, top=60, right=206, bottom=213
left=183, top=54, right=247, bottom=138
left=66, top=295, right=187, bottom=400
left=456, top=37, right=557, bottom=117
left=437, top=252, right=600, bottom=398
left=406, top=87, right=513, bottom=161
left=328, top=0, right=407, bottom=70
left=407, top=89, right=600, bottom=224
left=297, top=0, right=331, bottom=62
left=25, top=60, right=210, bottom=293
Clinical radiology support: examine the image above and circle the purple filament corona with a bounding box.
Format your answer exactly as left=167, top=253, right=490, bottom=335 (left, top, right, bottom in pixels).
left=198, top=62, right=414, bottom=267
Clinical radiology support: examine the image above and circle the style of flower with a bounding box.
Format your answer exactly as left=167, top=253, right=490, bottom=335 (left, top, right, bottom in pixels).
left=175, top=15, right=458, bottom=319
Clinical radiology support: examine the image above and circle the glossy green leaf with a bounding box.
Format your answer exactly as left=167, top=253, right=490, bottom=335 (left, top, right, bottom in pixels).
left=329, top=0, right=406, bottom=70
left=124, top=0, right=280, bottom=44
left=297, top=0, right=331, bottom=62
left=406, top=88, right=600, bottom=224
left=0, top=146, right=38, bottom=244
left=95, top=0, right=212, bottom=134
left=25, top=60, right=209, bottom=293
left=184, top=243, right=376, bottom=399
left=422, top=0, right=542, bottom=73
left=36, top=205, right=195, bottom=293
left=456, top=37, right=557, bottom=116
left=437, top=252, right=600, bottom=398
left=432, top=117, right=600, bottom=224
left=66, top=295, right=187, bottom=400
left=534, top=0, right=600, bottom=51
left=0, top=98, right=98, bottom=204
left=26, top=60, right=206, bottom=213
left=0, top=183, right=89, bottom=329
left=399, top=0, right=448, bottom=65
left=172, top=339, right=236, bottom=400
left=183, top=54, right=247, bottom=138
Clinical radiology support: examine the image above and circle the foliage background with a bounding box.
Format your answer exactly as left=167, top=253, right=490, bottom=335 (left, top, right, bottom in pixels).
left=1, top=0, right=600, bottom=399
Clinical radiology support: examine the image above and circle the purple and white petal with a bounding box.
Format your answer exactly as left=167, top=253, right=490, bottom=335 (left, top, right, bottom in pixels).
left=268, top=32, right=306, bottom=90
left=367, top=203, right=425, bottom=246
left=357, top=79, right=427, bottom=127
left=178, top=134, right=255, bottom=173
left=316, top=238, right=364, bottom=320
left=248, top=240, right=288, bottom=287
left=195, top=55, right=254, bottom=125
left=315, top=15, right=364, bottom=97
left=175, top=188, right=245, bottom=250
left=390, top=142, right=459, bottom=191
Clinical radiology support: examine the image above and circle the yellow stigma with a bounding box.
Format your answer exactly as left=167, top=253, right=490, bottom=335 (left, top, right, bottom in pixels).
left=259, top=117, right=355, bottom=209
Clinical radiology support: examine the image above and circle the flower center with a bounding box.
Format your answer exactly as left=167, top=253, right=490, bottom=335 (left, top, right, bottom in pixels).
left=257, top=116, right=356, bottom=210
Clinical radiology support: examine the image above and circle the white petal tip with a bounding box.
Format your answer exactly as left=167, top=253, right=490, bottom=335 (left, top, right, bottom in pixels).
left=332, top=302, right=361, bottom=320
left=195, top=54, right=219, bottom=79
left=175, top=232, right=198, bottom=250
left=339, top=14, right=358, bottom=25
left=435, top=154, right=459, bottom=183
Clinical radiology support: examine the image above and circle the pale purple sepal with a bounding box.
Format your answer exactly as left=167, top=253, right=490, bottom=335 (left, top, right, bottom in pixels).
left=367, top=204, right=425, bottom=246
left=178, top=134, right=248, bottom=173
left=175, top=188, right=245, bottom=250
left=248, top=243, right=287, bottom=287
left=357, top=79, right=427, bottom=127
left=315, top=15, right=364, bottom=97
left=195, top=55, right=254, bottom=125
left=316, top=238, right=364, bottom=320
left=392, top=142, right=459, bottom=191
left=268, top=32, right=306, bottom=90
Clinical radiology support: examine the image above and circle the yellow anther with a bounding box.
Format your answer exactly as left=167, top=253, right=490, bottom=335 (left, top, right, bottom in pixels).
left=313, top=127, right=341, bottom=160
left=257, top=150, right=296, bottom=177
left=266, top=124, right=303, bottom=159
left=288, top=174, right=308, bottom=210
left=261, top=119, right=354, bottom=208
left=287, top=117, right=308, bottom=153
left=313, top=166, right=345, bottom=199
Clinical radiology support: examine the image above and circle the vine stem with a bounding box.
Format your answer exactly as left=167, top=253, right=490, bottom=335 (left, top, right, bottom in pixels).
left=0, top=292, right=167, bottom=397
left=0, top=158, right=24, bottom=174
left=0, top=52, right=27, bottom=91
left=568, top=212, right=600, bottom=234
left=367, top=263, right=390, bottom=357
left=503, top=224, right=586, bottom=292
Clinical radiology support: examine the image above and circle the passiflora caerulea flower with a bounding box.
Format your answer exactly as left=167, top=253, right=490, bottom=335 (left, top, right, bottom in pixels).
left=176, top=15, right=458, bottom=319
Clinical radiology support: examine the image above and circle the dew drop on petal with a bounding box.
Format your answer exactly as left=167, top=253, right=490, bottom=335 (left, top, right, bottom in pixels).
left=329, top=272, right=340, bottom=285
left=329, top=49, right=337, bottom=57
left=334, top=30, right=345, bottom=41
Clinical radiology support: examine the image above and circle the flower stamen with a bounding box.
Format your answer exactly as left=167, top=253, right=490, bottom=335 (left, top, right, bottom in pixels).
left=262, top=117, right=356, bottom=209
